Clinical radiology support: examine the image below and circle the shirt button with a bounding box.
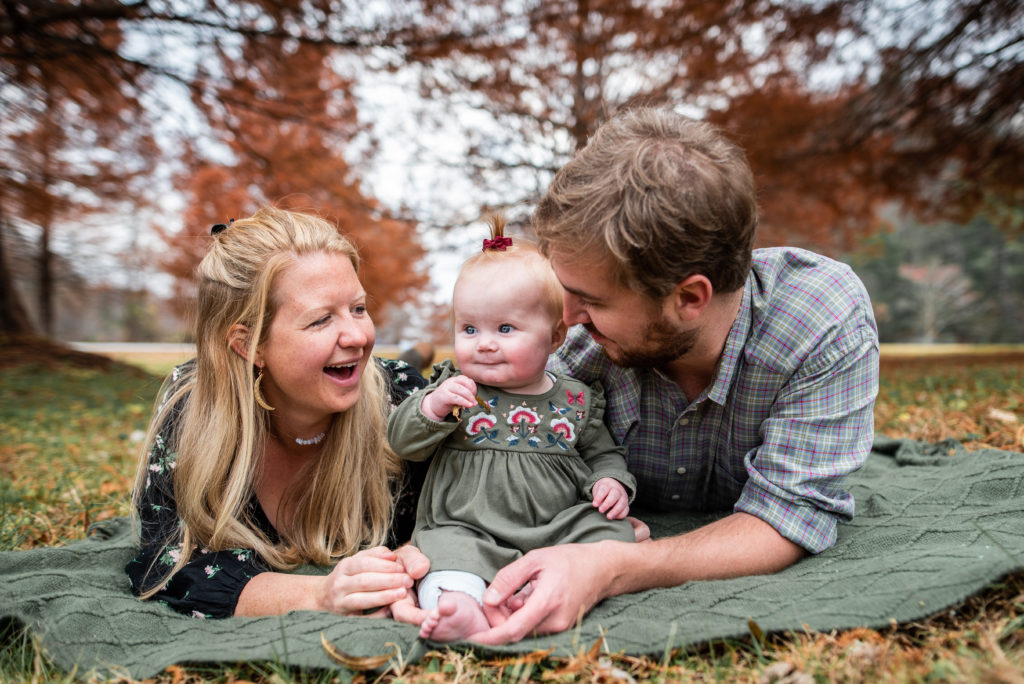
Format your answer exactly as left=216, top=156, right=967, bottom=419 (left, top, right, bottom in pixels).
left=671, top=494, right=681, bottom=500
left=676, top=466, right=687, bottom=475
left=677, top=417, right=689, bottom=426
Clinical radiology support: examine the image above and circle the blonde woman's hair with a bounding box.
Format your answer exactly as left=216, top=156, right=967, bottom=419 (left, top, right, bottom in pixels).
left=532, top=107, right=758, bottom=297
left=131, top=207, right=401, bottom=598
left=456, top=214, right=564, bottom=328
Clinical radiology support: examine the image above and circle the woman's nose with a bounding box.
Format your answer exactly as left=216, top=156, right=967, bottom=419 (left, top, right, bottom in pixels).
left=338, top=319, right=370, bottom=349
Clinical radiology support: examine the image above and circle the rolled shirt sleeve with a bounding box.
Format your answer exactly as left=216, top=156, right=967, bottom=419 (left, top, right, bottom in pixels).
left=734, top=323, right=879, bottom=552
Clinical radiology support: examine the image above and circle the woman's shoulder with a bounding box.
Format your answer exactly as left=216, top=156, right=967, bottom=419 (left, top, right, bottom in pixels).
left=375, top=356, right=428, bottom=405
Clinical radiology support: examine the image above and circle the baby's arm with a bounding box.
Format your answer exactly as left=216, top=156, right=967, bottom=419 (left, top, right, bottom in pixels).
left=591, top=477, right=630, bottom=520
left=421, top=375, right=478, bottom=421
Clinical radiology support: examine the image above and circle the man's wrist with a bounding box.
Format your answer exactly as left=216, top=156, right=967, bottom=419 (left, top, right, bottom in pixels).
left=591, top=538, right=638, bottom=600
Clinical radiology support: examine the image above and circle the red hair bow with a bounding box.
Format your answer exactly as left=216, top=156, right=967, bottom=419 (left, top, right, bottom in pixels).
left=482, top=236, right=513, bottom=251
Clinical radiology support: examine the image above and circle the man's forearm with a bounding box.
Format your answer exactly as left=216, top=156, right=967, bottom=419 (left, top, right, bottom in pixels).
left=603, top=511, right=806, bottom=597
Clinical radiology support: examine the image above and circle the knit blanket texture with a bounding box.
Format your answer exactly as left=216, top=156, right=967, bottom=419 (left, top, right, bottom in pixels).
left=1, top=437, right=1021, bottom=679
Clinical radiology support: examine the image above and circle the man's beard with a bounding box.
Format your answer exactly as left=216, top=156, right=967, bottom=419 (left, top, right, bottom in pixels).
left=588, top=316, right=698, bottom=368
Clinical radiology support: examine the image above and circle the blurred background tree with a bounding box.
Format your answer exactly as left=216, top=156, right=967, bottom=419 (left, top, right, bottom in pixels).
left=1, top=0, right=1021, bottom=343
left=1, top=0, right=428, bottom=339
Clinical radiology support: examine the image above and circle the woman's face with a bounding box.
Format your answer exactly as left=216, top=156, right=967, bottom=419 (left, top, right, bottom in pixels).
left=257, top=252, right=375, bottom=426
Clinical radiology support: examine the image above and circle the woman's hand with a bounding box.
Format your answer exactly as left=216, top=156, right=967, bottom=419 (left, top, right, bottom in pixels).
left=388, top=544, right=431, bottom=625
left=318, top=546, right=414, bottom=617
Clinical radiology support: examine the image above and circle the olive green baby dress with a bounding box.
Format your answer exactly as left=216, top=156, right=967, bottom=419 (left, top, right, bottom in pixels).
left=387, top=361, right=637, bottom=581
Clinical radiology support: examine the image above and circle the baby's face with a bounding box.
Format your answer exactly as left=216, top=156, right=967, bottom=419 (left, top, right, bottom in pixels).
left=452, top=264, right=559, bottom=394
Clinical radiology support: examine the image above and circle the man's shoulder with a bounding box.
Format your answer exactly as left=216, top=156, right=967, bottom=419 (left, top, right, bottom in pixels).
left=745, top=247, right=877, bottom=367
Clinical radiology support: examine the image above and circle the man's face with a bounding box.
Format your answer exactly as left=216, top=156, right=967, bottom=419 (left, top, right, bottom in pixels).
left=549, top=250, right=698, bottom=368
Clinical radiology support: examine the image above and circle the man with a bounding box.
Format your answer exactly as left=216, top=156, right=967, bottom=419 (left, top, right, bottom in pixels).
left=473, top=107, right=879, bottom=644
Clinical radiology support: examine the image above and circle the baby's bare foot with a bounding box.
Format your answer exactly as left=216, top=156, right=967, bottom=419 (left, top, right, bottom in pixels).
left=419, top=591, right=490, bottom=642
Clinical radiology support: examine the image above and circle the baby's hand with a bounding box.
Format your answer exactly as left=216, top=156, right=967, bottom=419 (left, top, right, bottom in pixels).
left=421, top=375, right=479, bottom=422
left=591, top=477, right=629, bottom=520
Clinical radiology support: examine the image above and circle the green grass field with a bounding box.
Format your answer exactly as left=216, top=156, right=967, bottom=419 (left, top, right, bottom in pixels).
left=1, top=338, right=1022, bottom=682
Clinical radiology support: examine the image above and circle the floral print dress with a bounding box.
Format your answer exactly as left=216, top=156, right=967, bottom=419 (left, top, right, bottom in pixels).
left=124, top=357, right=427, bottom=618
left=386, top=360, right=637, bottom=583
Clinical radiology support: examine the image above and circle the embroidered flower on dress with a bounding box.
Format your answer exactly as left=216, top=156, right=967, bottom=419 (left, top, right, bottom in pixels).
left=507, top=407, right=540, bottom=426
left=550, top=417, right=576, bottom=441
left=466, top=414, right=498, bottom=435
left=190, top=610, right=207, bottom=619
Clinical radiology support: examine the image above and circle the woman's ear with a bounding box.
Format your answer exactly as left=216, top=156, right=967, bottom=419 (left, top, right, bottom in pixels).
left=227, top=324, right=261, bottom=367
left=550, top=320, right=568, bottom=353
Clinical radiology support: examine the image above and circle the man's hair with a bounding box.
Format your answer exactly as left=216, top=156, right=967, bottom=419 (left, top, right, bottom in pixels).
left=532, top=107, right=758, bottom=296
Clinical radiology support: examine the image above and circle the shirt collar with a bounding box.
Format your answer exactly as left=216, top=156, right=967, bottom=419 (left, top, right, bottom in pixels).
left=706, top=277, right=753, bottom=406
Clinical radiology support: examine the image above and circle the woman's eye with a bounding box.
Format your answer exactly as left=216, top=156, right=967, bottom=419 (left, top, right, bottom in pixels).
left=311, top=315, right=330, bottom=327
left=499, top=324, right=513, bottom=333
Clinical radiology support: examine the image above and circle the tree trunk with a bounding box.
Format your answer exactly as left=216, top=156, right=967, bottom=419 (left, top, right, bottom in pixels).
left=0, top=203, right=37, bottom=336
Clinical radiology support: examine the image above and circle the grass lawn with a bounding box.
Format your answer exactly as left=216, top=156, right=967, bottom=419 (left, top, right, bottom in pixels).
left=1, top=337, right=1022, bottom=682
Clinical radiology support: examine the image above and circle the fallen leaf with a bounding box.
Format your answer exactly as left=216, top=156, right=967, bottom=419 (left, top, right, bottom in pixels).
left=321, top=633, right=397, bottom=671
left=986, top=408, right=1019, bottom=424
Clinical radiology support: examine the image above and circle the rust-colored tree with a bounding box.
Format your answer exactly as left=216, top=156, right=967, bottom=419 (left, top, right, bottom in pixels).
left=384, top=0, right=1023, bottom=251
left=158, top=38, right=428, bottom=334
left=1, top=1, right=428, bottom=338
left=1, top=3, right=158, bottom=335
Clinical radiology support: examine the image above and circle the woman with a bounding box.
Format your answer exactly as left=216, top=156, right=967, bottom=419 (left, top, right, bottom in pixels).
left=126, top=207, right=429, bottom=620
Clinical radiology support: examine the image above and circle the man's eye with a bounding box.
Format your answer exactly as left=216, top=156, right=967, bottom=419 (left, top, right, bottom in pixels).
left=499, top=324, right=513, bottom=333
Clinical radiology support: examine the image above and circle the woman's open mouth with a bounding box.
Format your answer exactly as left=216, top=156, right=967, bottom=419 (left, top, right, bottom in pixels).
left=324, top=362, right=358, bottom=381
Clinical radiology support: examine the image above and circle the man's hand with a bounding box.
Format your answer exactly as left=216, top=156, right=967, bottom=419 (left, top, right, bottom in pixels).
left=591, top=477, right=629, bottom=519
left=472, top=541, right=617, bottom=645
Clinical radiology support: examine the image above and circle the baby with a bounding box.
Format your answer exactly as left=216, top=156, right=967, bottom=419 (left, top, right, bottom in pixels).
left=387, top=216, right=636, bottom=641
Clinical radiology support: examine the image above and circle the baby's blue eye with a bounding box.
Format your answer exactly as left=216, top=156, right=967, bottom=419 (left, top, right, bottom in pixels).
left=499, top=324, right=513, bottom=333
left=464, top=325, right=477, bottom=335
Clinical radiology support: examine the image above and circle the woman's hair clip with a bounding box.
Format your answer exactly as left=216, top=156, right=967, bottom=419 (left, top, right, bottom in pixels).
left=210, top=218, right=235, bottom=236
left=481, top=213, right=511, bottom=251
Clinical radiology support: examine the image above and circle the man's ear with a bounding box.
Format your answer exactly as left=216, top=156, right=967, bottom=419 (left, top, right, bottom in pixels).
left=666, top=274, right=713, bottom=322
left=550, top=319, right=568, bottom=352
left=227, top=324, right=261, bottom=367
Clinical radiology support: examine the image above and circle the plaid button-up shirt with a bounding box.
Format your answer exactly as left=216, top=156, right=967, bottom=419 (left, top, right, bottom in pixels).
left=548, top=247, right=879, bottom=553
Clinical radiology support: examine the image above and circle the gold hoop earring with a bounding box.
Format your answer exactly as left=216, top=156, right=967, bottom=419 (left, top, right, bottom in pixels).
left=254, top=369, right=275, bottom=411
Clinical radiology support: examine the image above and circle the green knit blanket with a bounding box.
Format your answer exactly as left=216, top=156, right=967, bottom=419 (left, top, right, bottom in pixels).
left=1, top=437, right=1021, bottom=680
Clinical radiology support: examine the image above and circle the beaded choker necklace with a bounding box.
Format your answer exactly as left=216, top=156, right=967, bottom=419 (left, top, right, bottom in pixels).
left=295, top=432, right=326, bottom=446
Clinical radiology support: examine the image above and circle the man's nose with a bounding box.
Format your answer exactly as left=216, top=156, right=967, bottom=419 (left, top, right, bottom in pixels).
left=563, top=293, right=590, bottom=326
